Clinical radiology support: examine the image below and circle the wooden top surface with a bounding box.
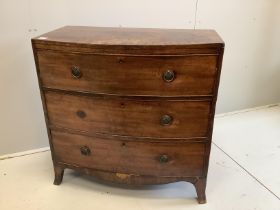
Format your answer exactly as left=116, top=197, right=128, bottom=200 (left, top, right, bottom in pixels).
left=33, top=26, right=224, bottom=47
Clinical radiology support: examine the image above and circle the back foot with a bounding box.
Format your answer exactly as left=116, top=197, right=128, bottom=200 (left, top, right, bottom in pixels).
left=53, top=165, right=64, bottom=185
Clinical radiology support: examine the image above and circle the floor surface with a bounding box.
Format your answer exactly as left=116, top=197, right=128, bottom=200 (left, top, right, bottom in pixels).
left=1, top=104, right=280, bottom=210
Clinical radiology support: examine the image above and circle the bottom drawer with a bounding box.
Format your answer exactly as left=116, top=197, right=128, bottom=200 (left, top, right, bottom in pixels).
left=52, top=131, right=206, bottom=177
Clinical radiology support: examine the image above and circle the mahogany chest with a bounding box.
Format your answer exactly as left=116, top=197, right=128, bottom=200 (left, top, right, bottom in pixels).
left=32, top=26, right=224, bottom=204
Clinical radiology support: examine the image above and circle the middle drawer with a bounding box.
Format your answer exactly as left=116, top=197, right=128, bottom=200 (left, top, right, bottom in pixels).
left=45, top=91, right=211, bottom=139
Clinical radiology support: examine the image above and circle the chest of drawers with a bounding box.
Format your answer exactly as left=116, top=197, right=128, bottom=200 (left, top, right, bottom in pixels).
left=32, top=26, right=224, bottom=204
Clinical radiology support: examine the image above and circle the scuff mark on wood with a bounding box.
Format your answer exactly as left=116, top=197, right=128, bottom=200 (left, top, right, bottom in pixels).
left=116, top=173, right=131, bottom=180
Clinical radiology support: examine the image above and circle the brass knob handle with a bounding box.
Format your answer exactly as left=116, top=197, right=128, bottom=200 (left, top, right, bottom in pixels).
left=80, top=146, right=91, bottom=156
left=160, top=115, right=173, bottom=125
left=159, top=154, right=169, bottom=163
left=163, top=70, right=175, bottom=82
left=71, top=66, right=82, bottom=78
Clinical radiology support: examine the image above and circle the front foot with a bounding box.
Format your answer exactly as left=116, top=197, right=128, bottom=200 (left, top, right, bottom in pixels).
left=193, top=177, right=207, bottom=204
left=53, top=165, right=64, bottom=185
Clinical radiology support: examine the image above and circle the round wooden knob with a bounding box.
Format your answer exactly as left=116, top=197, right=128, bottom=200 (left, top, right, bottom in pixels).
left=159, top=154, right=169, bottom=163
left=160, top=115, right=173, bottom=125
left=76, top=110, right=86, bottom=118
left=163, top=70, right=175, bottom=82
left=71, top=66, right=82, bottom=78
left=80, top=146, right=91, bottom=156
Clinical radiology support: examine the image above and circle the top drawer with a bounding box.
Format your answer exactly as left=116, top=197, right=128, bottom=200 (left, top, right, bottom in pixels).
left=37, top=51, right=218, bottom=96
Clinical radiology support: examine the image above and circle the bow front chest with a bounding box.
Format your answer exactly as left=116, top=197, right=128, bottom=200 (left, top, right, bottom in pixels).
left=32, top=26, right=224, bottom=204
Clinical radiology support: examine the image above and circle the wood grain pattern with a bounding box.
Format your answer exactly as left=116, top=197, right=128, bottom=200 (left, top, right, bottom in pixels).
left=32, top=26, right=224, bottom=55
left=32, top=26, right=224, bottom=47
left=55, top=162, right=202, bottom=185
left=45, top=91, right=211, bottom=138
left=52, top=131, right=205, bottom=177
left=37, top=51, right=218, bottom=96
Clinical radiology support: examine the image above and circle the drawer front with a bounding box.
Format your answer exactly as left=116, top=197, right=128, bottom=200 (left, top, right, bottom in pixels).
left=37, top=51, right=218, bottom=96
left=52, top=131, right=205, bottom=177
left=45, top=91, right=211, bottom=139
